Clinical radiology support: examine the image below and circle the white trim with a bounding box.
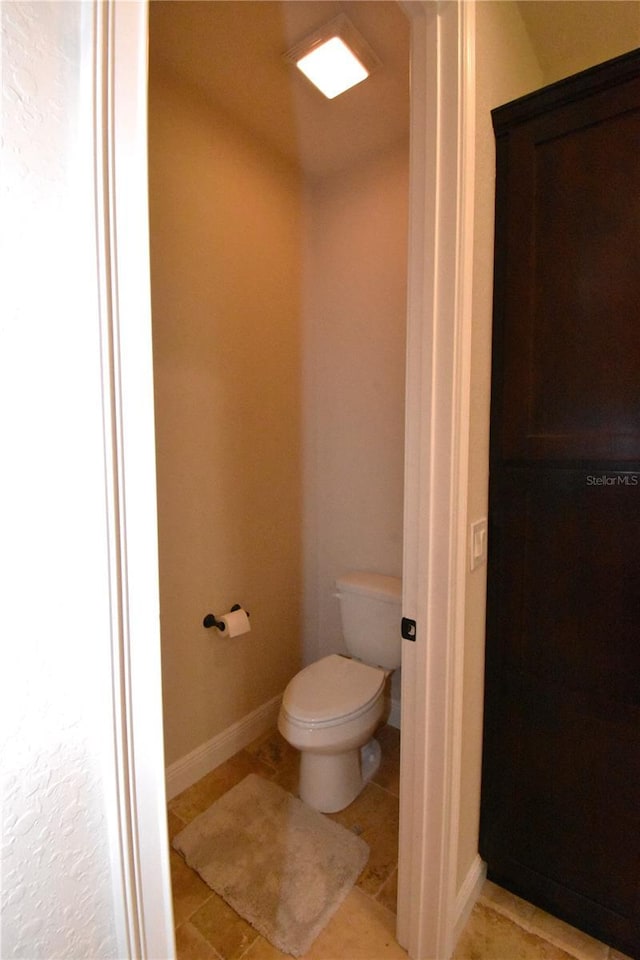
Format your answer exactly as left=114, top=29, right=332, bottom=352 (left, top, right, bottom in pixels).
left=447, top=0, right=478, bottom=945
left=166, top=696, right=283, bottom=801
left=453, top=856, right=487, bottom=948
left=397, top=2, right=476, bottom=958
left=93, top=4, right=141, bottom=953
left=98, top=2, right=175, bottom=957
left=166, top=690, right=398, bottom=802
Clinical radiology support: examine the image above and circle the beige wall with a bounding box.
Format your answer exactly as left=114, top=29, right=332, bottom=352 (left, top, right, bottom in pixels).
left=517, top=1, right=640, bottom=85
left=301, top=145, right=409, bottom=702
left=457, top=1, right=544, bottom=888
left=149, top=65, right=408, bottom=764
left=149, top=71, right=303, bottom=765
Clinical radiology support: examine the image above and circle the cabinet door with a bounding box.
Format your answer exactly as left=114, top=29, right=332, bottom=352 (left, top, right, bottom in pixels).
left=494, top=71, right=640, bottom=463
left=481, top=51, right=640, bottom=959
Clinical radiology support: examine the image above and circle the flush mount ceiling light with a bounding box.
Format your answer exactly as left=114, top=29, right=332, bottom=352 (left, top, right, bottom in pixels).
left=284, top=14, right=381, bottom=100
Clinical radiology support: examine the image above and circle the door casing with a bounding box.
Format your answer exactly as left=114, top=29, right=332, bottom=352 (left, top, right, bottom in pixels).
left=102, top=2, right=478, bottom=958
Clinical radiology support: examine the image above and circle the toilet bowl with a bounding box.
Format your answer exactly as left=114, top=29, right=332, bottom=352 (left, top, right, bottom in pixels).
left=278, top=570, right=402, bottom=813
left=278, top=654, right=387, bottom=813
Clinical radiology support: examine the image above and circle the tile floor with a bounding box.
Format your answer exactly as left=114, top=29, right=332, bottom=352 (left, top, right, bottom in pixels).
left=167, top=725, right=631, bottom=960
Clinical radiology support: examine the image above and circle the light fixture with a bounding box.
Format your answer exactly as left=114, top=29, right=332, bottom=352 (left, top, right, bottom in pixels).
left=284, top=14, right=380, bottom=100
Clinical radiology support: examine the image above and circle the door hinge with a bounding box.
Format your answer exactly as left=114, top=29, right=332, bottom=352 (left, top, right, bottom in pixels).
left=401, top=617, right=417, bottom=641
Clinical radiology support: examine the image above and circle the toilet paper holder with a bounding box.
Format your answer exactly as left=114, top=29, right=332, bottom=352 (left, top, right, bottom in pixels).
left=203, top=604, right=250, bottom=631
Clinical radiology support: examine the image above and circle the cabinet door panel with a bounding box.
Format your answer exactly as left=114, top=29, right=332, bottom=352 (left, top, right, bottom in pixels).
left=496, top=75, right=640, bottom=462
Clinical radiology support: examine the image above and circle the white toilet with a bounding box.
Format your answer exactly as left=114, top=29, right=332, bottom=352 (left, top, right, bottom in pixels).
left=278, top=571, right=402, bottom=813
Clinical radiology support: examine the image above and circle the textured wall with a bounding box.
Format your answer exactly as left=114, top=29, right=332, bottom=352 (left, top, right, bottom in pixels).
left=1, top=4, right=121, bottom=956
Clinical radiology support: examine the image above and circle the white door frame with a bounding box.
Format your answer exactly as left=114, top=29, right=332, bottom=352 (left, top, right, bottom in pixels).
left=105, top=1, right=476, bottom=958
left=397, top=2, right=476, bottom=958
left=95, top=2, right=175, bottom=957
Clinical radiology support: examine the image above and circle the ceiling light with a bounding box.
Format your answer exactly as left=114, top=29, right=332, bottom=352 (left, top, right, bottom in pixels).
left=284, top=15, right=380, bottom=100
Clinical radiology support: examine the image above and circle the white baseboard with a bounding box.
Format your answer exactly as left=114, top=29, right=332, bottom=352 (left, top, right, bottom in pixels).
left=453, top=855, right=487, bottom=947
left=165, top=694, right=282, bottom=801
left=167, top=692, right=400, bottom=801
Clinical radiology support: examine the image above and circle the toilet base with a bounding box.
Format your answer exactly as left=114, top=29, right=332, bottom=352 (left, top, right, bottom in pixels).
left=299, top=737, right=381, bottom=813
left=360, top=737, right=381, bottom=784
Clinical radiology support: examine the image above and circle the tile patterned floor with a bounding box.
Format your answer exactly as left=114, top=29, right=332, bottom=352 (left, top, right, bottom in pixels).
left=167, top=725, right=631, bottom=960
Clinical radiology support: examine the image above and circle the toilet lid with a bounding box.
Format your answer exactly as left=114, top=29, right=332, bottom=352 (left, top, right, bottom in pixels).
left=282, top=654, right=385, bottom=725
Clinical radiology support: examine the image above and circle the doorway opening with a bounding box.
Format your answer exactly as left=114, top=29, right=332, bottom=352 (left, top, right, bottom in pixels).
left=147, top=0, right=410, bottom=952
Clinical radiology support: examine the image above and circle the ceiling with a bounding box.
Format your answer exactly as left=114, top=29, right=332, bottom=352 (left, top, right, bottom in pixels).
left=149, top=1, right=639, bottom=179
left=149, top=1, right=410, bottom=179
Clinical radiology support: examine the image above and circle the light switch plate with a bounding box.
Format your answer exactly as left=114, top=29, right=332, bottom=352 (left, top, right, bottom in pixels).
left=470, top=518, right=488, bottom=571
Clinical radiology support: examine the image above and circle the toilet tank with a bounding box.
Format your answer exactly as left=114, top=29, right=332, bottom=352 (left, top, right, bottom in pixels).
left=335, top=571, right=402, bottom=670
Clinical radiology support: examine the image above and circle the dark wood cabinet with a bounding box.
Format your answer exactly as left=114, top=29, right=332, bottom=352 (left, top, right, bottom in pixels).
left=480, top=50, right=640, bottom=958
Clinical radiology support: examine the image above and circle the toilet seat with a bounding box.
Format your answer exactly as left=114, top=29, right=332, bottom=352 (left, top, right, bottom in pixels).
left=281, top=654, right=385, bottom=729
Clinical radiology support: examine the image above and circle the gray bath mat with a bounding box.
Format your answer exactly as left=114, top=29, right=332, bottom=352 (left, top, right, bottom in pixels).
left=172, top=773, right=369, bottom=957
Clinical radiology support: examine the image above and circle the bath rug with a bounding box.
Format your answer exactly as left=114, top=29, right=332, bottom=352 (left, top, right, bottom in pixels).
left=172, top=773, right=369, bottom=957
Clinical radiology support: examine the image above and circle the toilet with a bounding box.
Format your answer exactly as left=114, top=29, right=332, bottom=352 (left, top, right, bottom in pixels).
left=278, top=571, right=402, bottom=813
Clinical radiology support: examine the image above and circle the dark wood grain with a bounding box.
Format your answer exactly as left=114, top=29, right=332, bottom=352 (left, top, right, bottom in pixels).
left=481, top=50, right=640, bottom=959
